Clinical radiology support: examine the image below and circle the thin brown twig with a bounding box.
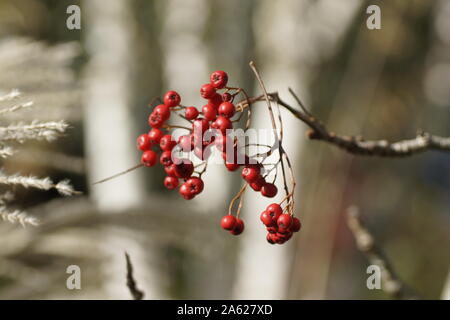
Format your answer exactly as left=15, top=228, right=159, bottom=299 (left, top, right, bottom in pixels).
left=125, top=252, right=145, bottom=300
left=237, top=92, right=450, bottom=157
left=346, top=206, right=419, bottom=299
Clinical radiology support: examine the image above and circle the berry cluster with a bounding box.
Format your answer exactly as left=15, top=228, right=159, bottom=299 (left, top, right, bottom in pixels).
left=134, top=70, right=301, bottom=245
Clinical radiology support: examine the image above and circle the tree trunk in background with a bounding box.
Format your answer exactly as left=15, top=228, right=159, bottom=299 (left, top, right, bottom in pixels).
left=83, top=0, right=163, bottom=299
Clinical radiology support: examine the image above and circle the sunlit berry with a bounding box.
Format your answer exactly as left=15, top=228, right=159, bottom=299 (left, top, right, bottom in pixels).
left=163, top=90, right=181, bottom=107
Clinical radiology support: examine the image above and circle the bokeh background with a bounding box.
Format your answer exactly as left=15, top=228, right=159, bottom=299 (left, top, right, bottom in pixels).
left=0, top=0, right=449, bottom=299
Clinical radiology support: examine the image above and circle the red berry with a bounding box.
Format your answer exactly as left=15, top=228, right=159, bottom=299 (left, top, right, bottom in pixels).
left=141, top=150, right=157, bottom=167
left=218, top=102, right=235, bottom=118
left=174, top=161, right=194, bottom=179
left=137, top=134, right=152, bottom=151
left=225, top=161, right=240, bottom=171
left=230, top=218, right=244, bottom=235
left=185, top=106, right=199, bottom=120
left=186, top=177, right=204, bottom=195
left=148, top=111, right=165, bottom=128
left=179, top=182, right=195, bottom=200
left=148, top=128, right=164, bottom=144
left=260, top=211, right=274, bottom=227
left=163, top=90, right=181, bottom=107
left=277, top=214, right=293, bottom=229
left=160, top=150, right=173, bottom=166
left=210, top=70, right=228, bottom=89
left=222, top=92, right=232, bottom=102
left=261, top=183, right=278, bottom=198
left=178, top=135, right=194, bottom=152
left=266, top=226, right=278, bottom=234
left=154, top=104, right=171, bottom=121
left=164, top=176, right=179, bottom=190
left=160, top=135, right=176, bottom=151
left=212, top=116, right=232, bottom=134
left=192, top=118, right=210, bottom=136
left=241, top=166, right=261, bottom=183
left=292, top=217, right=301, bottom=232
left=266, top=233, right=276, bottom=245
left=200, top=83, right=216, bottom=99
left=266, top=203, right=282, bottom=220
left=250, top=176, right=265, bottom=191
left=221, top=215, right=236, bottom=231
left=165, top=164, right=177, bottom=177
left=202, top=104, right=217, bottom=121
left=208, top=93, right=223, bottom=109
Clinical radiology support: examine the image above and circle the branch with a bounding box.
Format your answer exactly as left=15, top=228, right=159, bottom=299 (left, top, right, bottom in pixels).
left=346, top=206, right=418, bottom=299
left=238, top=92, right=450, bottom=157
left=125, top=252, right=145, bottom=300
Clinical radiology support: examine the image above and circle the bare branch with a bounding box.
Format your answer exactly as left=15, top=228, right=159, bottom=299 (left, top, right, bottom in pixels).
left=125, top=252, right=145, bottom=300
left=238, top=92, right=450, bottom=157
left=346, top=206, right=419, bottom=299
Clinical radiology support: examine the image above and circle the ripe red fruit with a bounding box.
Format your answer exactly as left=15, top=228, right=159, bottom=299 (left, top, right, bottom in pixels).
left=260, top=211, right=274, bottom=227
left=164, top=176, right=179, bottom=190
left=261, top=183, right=278, bottom=198
left=178, top=135, right=194, bottom=152
left=163, top=90, right=181, bottom=107
left=185, top=106, right=199, bottom=120
left=174, top=161, right=194, bottom=179
left=165, top=164, right=177, bottom=177
left=179, top=182, right=195, bottom=200
left=210, top=70, right=228, bottom=89
left=230, top=218, right=244, bottom=235
left=160, top=135, right=176, bottom=151
left=212, top=116, right=232, bottom=134
left=218, top=102, right=235, bottom=118
left=267, top=233, right=276, bottom=245
left=160, top=150, right=173, bottom=166
left=141, top=150, right=157, bottom=167
left=241, top=166, right=261, bottom=183
left=192, top=118, right=210, bottom=136
left=202, top=104, right=217, bottom=121
left=266, top=203, right=282, bottom=221
left=137, top=134, right=152, bottom=151
left=250, top=176, right=265, bottom=191
left=200, top=83, right=216, bottom=99
left=222, top=92, right=232, bottom=102
left=148, top=111, right=165, bottom=128
left=277, top=214, right=293, bottom=229
left=154, top=104, right=171, bottom=121
left=221, top=215, right=236, bottom=231
left=225, top=161, right=240, bottom=171
left=292, top=217, right=301, bottom=232
left=266, top=226, right=278, bottom=234
left=208, top=93, right=223, bottom=109
left=186, top=177, right=204, bottom=195
left=148, top=128, right=164, bottom=144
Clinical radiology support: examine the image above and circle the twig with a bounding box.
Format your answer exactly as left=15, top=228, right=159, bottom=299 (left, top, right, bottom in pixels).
left=238, top=92, right=450, bottom=157
left=125, top=252, right=145, bottom=300
left=346, top=206, right=419, bottom=299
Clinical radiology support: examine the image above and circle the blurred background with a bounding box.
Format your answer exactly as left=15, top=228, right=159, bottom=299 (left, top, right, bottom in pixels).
left=0, top=0, right=449, bottom=299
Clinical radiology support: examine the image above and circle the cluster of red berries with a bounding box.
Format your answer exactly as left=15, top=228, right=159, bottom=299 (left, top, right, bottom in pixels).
left=260, top=203, right=301, bottom=245
left=136, top=70, right=301, bottom=244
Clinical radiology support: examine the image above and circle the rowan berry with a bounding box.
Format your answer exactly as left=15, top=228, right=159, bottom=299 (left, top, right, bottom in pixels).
left=164, top=164, right=177, bottom=177
left=163, top=90, right=181, bottom=107
left=208, top=93, right=223, bottom=109
left=292, top=217, right=301, bottom=232
left=186, top=177, right=204, bottom=195
left=260, top=211, right=274, bottom=227
left=202, top=104, right=217, bottom=121
left=179, top=182, right=195, bottom=200
left=218, top=102, right=235, bottom=118
left=164, top=176, right=179, bottom=190
left=160, top=150, right=173, bottom=166
left=141, top=150, right=157, bottom=167
left=160, top=135, right=176, bottom=151
left=225, top=162, right=240, bottom=171
left=266, top=226, right=278, bottom=234
left=174, top=161, right=194, bottom=179
left=137, top=134, right=152, bottom=151
left=154, top=104, right=171, bottom=121
left=266, top=233, right=276, bottom=244
left=178, top=135, right=194, bottom=152
left=261, top=183, right=278, bottom=198
left=185, top=106, right=199, bottom=120
left=148, top=128, right=164, bottom=144
left=250, top=176, right=265, bottom=191
left=210, top=70, right=228, bottom=89
left=266, top=203, right=282, bottom=221
left=200, top=83, right=216, bottom=99
left=242, top=166, right=261, bottom=183
left=192, top=118, right=210, bottom=136
left=148, top=111, right=165, bottom=128
left=212, top=116, right=232, bottom=134
left=222, top=92, right=232, bottom=102
left=230, top=218, right=244, bottom=235
left=277, top=214, right=293, bottom=229
left=221, top=215, right=236, bottom=230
